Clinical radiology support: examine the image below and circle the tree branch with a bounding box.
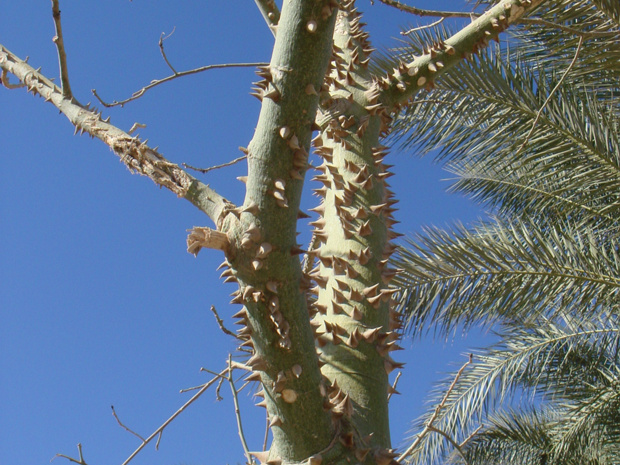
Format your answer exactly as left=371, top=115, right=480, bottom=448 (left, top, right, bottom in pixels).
left=254, top=0, right=280, bottom=37
left=228, top=355, right=254, bottom=464
left=398, top=355, right=473, bottom=462
left=92, top=61, right=269, bottom=108
left=0, top=44, right=234, bottom=227
left=374, top=0, right=474, bottom=18
left=120, top=368, right=228, bottom=465
left=51, top=0, right=73, bottom=99
left=379, top=0, right=548, bottom=108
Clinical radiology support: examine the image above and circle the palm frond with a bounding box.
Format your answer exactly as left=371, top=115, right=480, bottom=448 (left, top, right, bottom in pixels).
left=402, top=320, right=620, bottom=465
left=394, top=220, right=620, bottom=336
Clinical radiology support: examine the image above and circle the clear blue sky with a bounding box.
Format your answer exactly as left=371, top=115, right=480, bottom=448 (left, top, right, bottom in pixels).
left=1, top=2, right=487, bottom=464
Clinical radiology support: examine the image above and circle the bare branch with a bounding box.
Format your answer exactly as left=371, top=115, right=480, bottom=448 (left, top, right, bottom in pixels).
left=427, top=426, right=471, bottom=465
left=401, top=17, right=445, bottom=36
left=52, top=443, right=87, bottom=465
left=375, top=0, right=474, bottom=18
left=51, top=0, right=73, bottom=99
left=92, top=61, right=268, bottom=108
left=111, top=405, right=146, bottom=442
left=183, top=155, right=247, bottom=174
left=398, top=355, right=473, bottom=462
left=0, top=44, right=234, bottom=226
left=228, top=355, right=254, bottom=464
left=516, top=36, right=584, bottom=155
left=158, top=28, right=178, bottom=74
left=209, top=305, right=239, bottom=339
left=120, top=368, right=227, bottom=465
left=254, top=0, right=280, bottom=37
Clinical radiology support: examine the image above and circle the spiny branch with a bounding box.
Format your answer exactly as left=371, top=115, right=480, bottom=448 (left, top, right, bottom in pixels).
left=92, top=61, right=268, bottom=108
left=51, top=0, right=73, bottom=99
left=0, top=44, right=234, bottom=226
left=254, top=0, right=280, bottom=36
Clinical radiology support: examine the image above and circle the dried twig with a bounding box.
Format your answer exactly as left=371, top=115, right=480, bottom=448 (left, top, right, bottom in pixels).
left=228, top=355, right=254, bottom=464
left=120, top=368, right=227, bottom=465
left=92, top=61, right=268, bottom=108
left=375, top=0, right=474, bottom=18
left=401, top=17, right=445, bottom=35
left=183, top=155, right=247, bottom=175
left=397, top=355, right=474, bottom=462
left=51, top=0, right=72, bottom=99
left=158, top=28, right=178, bottom=74
left=516, top=36, right=584, bottom=155
left=209, top=305, right=239, bottom=339
left=427, top=426, right=471, bottom=465
left=52, top=443, right=87, bottom=465
left=111, top=405, right=146, bottom=442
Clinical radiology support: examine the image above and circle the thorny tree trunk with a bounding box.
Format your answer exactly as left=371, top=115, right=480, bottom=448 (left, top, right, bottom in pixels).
left=0, top=0, right=545, bottom=464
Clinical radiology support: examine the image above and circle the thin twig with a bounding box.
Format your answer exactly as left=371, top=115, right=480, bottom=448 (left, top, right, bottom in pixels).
left=520, top=18, right=620, bottom=38
left=158, top=28, right=178, bottom=74
left=216, top=376, right=225, bottom=401
left=516, top=36, right=584, bottom=155
left=459, top=425, right=483, bottom=449
left=92, top=62, right=268, bottom=107
left=401, top=17, right=445, bottom=35
left=209, top=305, right=239, bottom=338
left=427, top=426, right=471, bottom=465
left=120, top=368, right=227, bottom=465
left=184, top=155, right=247, bottom=175
left=111, top=405, right=146, bottom=442
left=52, top=443, right=87, bottom=465
left=51, top=0, right=72, bottom=99
left=263, top=412, right=270, bottom=451
left=375, top=0, right=474, bottom=18
left=387, top=371, right=402, bottom=401
left=397, top=355, right=473, bottom=462
left=228, top=355, right=254, bottom=465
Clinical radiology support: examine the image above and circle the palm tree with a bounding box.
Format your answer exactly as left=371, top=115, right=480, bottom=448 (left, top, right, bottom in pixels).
left=386, top=1, right=620, bottom=464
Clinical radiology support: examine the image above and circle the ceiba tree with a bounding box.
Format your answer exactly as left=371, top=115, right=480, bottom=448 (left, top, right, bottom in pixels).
left=0, top=1, right=545, bottom=464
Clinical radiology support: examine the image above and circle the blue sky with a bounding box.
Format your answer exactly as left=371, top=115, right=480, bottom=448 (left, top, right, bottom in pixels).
left=2, top=2, right=488, bottom=464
